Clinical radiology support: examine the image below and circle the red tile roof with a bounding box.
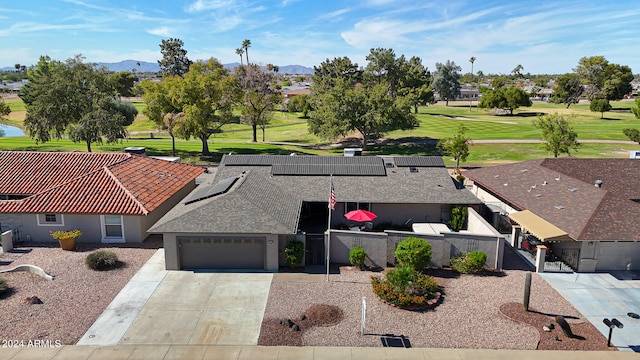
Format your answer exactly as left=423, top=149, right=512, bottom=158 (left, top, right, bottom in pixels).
left=0, top=151, right=204, bottom=215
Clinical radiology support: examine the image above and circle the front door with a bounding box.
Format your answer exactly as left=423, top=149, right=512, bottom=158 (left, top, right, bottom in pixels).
left=305, top=234, right=325, bottom=266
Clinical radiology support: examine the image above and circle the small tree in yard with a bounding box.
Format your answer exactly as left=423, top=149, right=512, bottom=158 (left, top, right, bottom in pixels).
left=395, top=237, right=432, bottom=270
left=284, top=241, right=304, bottom=269
left=437, top=124, right=471, bottom=171
left=450, top=206, right=468, bottom=232
left=532, top=113, right=580, bottom=157
left=590, top=98, right=611, bottom=118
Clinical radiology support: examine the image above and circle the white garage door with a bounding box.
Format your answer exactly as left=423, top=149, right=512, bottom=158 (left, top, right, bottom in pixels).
left=178, top=237, right=265, bottom=270
left=595, top=241, right=640, bottom=271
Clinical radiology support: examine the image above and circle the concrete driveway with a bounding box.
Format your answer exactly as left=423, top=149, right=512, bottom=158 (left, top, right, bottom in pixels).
left=540, top=272, right=640, bottom=352
left=78, top=250, right=273, bottom=346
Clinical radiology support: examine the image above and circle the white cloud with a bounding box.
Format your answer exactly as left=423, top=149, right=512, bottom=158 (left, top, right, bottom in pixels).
left=147, top=27, right=171, bottom=37
left=186, top=0, right=236, bottom=13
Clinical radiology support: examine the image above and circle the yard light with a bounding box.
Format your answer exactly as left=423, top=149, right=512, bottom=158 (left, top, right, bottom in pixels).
left=603, top=318, right=623, bottom=347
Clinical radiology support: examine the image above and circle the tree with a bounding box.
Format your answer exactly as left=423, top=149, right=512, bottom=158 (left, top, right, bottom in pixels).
left=365, top=48, right=402, bottom=98
left=109, top=71, right=137, bottom=97
left=242, top=39, right=251, bottom=65
left=287, top=94, right=311, bottom=118
left=235, top=48, right=244, bottom=66
left=532, top=113, right=580, bottom=157
left=550, top=73, right=582, bottom=108
left=478, top=86, right=532, bottom=115
left=398, top=56, right=433, bottom=113
left=511, top=64, right=524, bottom=78
left=590, top=98, right=612, bottom=118
left=312, top=56, right=362, bottom=92
left=237, top=64, right=281, bottom=142
left=309, top=78, right=418, bottom=150
left=623, top=128, right=640, bottom=144
left=21, top=55, right=130, bottom=152
left=176, top=58, right=241, bottom=155
left=431, top=60, right=461, bottom=106
left=158, top=38, right=192, bottom=77
left=437, top=124, right=471, bottom=170
left=0, top=99, right=10, bottom=118
left=574, top=56, right=633, bottom=100
left=141, top=76, right=184, bottom=156
left=631, top=98, right=640, bottom=119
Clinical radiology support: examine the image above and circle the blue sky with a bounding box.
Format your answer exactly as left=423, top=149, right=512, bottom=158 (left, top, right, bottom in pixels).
left=1, top=0, right=639, bottom=74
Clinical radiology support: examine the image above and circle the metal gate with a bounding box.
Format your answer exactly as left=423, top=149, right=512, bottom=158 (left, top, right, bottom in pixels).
left=560, top=248, right=580, bottom=271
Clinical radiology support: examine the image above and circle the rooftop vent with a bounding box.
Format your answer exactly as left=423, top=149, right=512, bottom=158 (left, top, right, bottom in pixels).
left=595, top=180, right=603, bottom=188
left=568, top=188, right=578, bottom=192
left=409, top=167, right=418, bottom=173
left=555, top=205, right=565, bottom=210
left=385, top=162, right=394, bottom=168
left=520, top=169, right=528, bottom=173
left=534, top=194, right=542, bottom=198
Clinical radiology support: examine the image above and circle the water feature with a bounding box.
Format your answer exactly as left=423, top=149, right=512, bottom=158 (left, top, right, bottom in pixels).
left=0, top=124, right=25, bottom=137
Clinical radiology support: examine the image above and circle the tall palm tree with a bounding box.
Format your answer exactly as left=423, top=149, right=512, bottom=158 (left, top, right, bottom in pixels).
left=235, top=48, right=244, bottom=66
left=242, top=39, right=251, bottom=65
left=469, top=56, right=476, bottom=112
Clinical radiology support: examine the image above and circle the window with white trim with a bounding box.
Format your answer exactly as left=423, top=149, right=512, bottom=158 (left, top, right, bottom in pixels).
left=36, top=213, right=64, bottom=226
left=101, top=215, right=124, bottom=240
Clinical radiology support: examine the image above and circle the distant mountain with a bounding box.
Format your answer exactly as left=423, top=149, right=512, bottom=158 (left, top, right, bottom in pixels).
left=3, top=60, right=314, bottom=75
left=97, top=60, right=160, bottom=73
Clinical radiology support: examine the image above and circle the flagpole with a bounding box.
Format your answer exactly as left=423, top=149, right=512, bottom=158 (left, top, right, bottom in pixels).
left=326, top=174, right=333, bottom=282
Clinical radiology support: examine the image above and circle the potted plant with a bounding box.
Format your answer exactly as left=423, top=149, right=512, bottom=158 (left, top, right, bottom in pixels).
left=50, top=229, right=82, bottom=251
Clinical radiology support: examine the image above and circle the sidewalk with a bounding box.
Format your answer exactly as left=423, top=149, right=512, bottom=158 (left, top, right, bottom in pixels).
left=1, top=345, right=638, bottom=360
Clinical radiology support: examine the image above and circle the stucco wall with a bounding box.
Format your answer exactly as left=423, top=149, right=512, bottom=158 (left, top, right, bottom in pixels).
left=329, top=230, right=388, bottom=268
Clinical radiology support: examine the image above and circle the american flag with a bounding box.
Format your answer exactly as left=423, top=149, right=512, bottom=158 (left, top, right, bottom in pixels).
left=329, top=179, right=336, bottom=210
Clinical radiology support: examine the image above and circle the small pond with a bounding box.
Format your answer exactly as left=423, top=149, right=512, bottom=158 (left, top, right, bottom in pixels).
left=0, top=124, right=25, bottom=137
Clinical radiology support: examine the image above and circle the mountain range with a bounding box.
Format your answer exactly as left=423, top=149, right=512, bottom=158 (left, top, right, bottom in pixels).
left=2, top=60, right=314, bottom=75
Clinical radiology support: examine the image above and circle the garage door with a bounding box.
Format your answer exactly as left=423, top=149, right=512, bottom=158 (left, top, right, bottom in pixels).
left=178, top=237, right=265, bottom=270
left=596, top=241, right=640, bottom=271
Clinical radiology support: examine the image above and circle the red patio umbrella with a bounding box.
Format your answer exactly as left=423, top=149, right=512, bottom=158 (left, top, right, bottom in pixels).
left=344, top=209, right=377, bottom=222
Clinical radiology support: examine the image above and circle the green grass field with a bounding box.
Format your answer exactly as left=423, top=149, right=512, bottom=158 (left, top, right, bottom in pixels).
left=1, top=96, right=639, bottom=166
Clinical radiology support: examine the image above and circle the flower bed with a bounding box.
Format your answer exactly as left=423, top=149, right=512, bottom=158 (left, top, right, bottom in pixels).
left=371, top=268, right=441, bottom=310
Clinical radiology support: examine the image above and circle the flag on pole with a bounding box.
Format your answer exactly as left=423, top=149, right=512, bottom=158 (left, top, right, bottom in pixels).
left=329, top=178, right=336, bottom=210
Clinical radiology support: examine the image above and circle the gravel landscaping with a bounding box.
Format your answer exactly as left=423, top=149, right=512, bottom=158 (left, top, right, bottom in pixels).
left=0, top=239, right=160, bottom=345
left=259, top=247, right=612, bottom=350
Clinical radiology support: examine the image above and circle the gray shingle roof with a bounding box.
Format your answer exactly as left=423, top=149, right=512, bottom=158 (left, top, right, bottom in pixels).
left=150, top=155, right=481, bottom=234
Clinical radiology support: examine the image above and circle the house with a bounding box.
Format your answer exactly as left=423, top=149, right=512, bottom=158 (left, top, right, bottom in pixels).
left=150, top=154, right=489, bottom=271
left=465, top=158, right=640, bottom=272
left=0, top=151, right=204, bottom=243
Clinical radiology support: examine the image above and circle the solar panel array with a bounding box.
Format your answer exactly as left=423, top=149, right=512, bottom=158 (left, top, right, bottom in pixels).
left=393, top=156, right=444, bottom=168
left=183, top=176, right=239, bottom=204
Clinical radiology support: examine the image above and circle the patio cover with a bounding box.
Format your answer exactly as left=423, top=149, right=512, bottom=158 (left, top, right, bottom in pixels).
left=509, top=210, right=573, bottom=242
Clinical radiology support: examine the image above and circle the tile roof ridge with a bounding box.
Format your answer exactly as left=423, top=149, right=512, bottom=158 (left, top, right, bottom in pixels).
left=103, top=163, right=149, bottom=216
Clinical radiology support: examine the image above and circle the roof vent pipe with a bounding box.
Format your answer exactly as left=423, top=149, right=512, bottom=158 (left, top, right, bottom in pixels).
left=595, top=180, right=603, bottom=188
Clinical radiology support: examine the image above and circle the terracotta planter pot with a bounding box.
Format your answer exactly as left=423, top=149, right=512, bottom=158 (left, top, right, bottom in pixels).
left=58, top=237, right=77, bottom=251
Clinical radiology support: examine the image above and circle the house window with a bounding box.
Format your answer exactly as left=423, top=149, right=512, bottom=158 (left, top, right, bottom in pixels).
left=345, top=202, right=370, bottom=213
left=36, top=213, right=64, bottom=226
left=101, top=215, right=124, bottom=242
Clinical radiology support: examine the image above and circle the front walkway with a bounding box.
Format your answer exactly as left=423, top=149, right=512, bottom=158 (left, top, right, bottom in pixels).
left=540, top=272, right=640, bottom=352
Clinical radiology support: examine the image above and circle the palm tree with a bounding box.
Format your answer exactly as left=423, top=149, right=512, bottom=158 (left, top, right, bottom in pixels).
left=242, top=39, right=251, bottom=65
left=235, top=48, right=244, bottom=66
left=469, top=56, right=476, bottom=112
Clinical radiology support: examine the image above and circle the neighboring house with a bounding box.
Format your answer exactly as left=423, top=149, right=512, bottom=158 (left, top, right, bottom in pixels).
left=465, top=158, right=640, bottom=272
left=0, top=151, right=204, bottom=243
left=150, top=154, right=485, bottom=271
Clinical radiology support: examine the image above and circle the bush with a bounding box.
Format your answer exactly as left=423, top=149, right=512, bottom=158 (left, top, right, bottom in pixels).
left=349, top=246, right=366, bottom=269
left=284, top=241, right=304, bottom=268
left=86, top=250, right=119, bottom=271
left=450, top=206, right=468, bottom=232
left=371, top=266, right=440, bottom=308
left=394, top=237, right=432, bottom=270
left=450, top=250, right=487, bottom=274
left=0, top=277, right=8, bottom=296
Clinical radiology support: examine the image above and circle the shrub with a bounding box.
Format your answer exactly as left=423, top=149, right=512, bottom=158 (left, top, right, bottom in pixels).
left=86, top=250, right=119, bottom=271
left=450, top=251, right=487, bottom=274
left=349, top=246, right=366, bottom=269
left=450, top=206, right=468, bottom=232
left=394, top=237, right=432, bottom=270
left=284, top=241, right=304, bottom=268
left=0, top=277, right=8, bottom=296
left=371, top=267, right=440, bottom=308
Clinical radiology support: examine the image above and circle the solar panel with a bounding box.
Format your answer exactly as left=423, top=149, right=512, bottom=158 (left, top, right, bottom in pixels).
left=183, top=176, right=239, bottom=204
left=393, top=156, right=444, bottom=168
left=271, top=164, right=386, bottom=176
